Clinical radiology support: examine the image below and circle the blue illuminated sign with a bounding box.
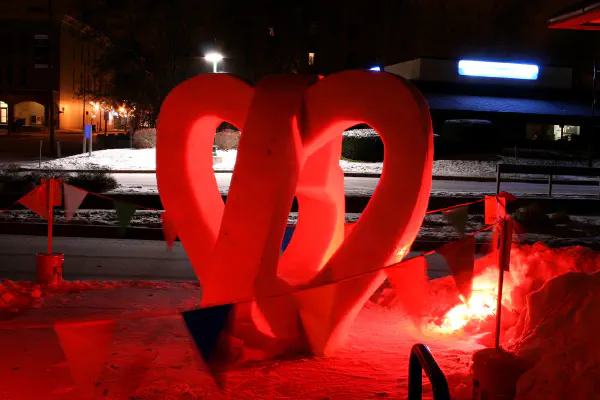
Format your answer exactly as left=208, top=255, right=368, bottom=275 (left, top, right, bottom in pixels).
left=458, top=60, right=539, bottom=80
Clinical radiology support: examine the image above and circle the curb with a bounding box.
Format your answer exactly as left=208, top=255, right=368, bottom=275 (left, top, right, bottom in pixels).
left=7, top=168, right=600, bottom=186
left=0, top=221, right=488, bottom=253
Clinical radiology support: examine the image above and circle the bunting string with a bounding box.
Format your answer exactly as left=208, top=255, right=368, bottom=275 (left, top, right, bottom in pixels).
left=0, top=219, right=500, bottom=332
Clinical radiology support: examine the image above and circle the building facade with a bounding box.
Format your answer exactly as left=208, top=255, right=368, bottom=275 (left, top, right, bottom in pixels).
left=385, top=57, right=592, bottom=146
left=0, top=1, right=59, bottom=132
left=0, top=0, right=112, bottom=134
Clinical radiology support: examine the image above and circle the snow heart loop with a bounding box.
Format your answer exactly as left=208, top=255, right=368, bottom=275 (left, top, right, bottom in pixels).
left=156, top=71, right=433, bottom=356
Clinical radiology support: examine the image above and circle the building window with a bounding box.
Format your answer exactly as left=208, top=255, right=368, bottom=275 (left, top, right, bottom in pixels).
left=308, top=52, right=315, bottom=66
left=553, top=125, right=580, bottom=141
left=34, top=34, right=50, bottom=69
left=0, top=101, right=7, bottom=124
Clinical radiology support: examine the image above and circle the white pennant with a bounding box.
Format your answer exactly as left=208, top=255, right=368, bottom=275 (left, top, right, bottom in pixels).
left=63, top=183, right=87, bottom=222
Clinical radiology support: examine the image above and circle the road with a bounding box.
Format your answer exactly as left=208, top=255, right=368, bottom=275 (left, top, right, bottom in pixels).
left=112, top=172, right=599, bottom=197
left=1, top=235, right=443, bottom=282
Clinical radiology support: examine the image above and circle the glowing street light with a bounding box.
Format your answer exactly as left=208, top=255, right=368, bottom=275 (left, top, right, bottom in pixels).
left=369, top=66, right=381, bottom=72
left=205, top=52, right=224, bottom=73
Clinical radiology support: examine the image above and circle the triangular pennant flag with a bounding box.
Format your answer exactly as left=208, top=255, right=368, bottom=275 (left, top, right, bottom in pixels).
left=386, top=256, right=429, bottom=318
left=485, top=196, right=507, bottom=225
left=511, top=216, right=526, bottom=243
left=18, top=184, right=49, bottom=220
left=426, top=236, right=475, bottom=301
left=63, top=183, right=88, bottom=222
left=442, top=206, right=468, bottom=237
left=54, top=319, right=116, bottom=395
left=114, top=200, right=136, bottom=234
left=497, top=191, right=517, bottom=204
left=182, top=304, right=234, bottom=386
left=161, top=212, right=177, bottom=251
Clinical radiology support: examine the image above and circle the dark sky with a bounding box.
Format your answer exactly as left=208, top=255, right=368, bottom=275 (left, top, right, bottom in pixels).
left=76, top=0, right=600, bottom=89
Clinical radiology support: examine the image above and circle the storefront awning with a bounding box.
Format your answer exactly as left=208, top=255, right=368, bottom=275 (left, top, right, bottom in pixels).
left=424, top=93, right=591, bottom=118
left=548, top=1, right=600, bottom=30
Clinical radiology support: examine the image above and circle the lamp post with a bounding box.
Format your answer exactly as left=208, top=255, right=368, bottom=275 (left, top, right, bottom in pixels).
left=205, top=52, right=223, bottom=73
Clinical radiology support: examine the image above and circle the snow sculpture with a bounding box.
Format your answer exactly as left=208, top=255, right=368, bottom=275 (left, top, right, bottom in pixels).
left=156, top=71, right=433, bottom=356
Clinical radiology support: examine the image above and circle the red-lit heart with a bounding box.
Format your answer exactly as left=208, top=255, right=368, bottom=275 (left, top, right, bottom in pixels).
left=156, top=70, right=433, bottom=356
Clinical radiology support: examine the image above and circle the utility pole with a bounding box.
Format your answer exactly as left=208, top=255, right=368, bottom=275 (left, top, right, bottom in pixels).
left=590, top=59, right=597, bottom=168
left=82, top=62, right=87, bottom=153
left=48, top=0, right=55, bottom=154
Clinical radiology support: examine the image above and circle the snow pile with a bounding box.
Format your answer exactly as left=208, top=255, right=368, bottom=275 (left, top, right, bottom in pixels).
left=0, top=280, right=43, bottom=313
left=509, top=271, right=600, bottom=399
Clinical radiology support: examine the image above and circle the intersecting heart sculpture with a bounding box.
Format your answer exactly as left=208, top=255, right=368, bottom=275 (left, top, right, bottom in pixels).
left=156, top=70, right=433, bottom=356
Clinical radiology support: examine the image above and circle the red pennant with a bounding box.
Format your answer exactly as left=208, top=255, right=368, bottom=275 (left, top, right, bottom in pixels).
left=54, top=320, right=116, bottom=395
left=161, top=212, right=178, bottom=250
left=497, top=191, right=516, bottom=203
left=386, top=256, right=429, bottom=317
left=485, top=196, right=506, bottom=225
left=427, top=236, right=475, bottom=301
left=18, top=185, right=49, bottom=219
left=17, top=179, right=62, bottom=220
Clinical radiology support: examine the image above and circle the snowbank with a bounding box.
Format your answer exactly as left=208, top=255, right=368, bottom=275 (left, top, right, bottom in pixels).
left=510, top=271, right=600, bottom=399
left=419, top=244, right=600, bottom=399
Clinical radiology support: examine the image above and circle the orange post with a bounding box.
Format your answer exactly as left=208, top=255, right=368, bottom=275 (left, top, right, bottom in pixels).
left=47, top=178, right=54, bottom=254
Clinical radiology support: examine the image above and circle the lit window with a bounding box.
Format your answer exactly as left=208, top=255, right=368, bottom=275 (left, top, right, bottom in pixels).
left=0, top=101, right=7, bottom=124
left=308, top=52, right=315, bottom=66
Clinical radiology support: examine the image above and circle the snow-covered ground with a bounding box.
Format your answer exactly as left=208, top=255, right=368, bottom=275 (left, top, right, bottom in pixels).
left=0, top=279, right=480, bottom=399
left=20, top=148, right=600, bottom=180
left=1, top=243, right=599, bottom=398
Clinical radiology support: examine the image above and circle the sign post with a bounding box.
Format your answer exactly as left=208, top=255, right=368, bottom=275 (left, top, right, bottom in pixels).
left=104, top=111, right=109, bottom=136
left=84, top=124, right=92, bottom=156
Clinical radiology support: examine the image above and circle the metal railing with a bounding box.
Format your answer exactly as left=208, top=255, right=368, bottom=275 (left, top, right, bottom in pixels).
left=408, top=343, right=451, bottom=400
left=496, top=163, right=600, bottom=197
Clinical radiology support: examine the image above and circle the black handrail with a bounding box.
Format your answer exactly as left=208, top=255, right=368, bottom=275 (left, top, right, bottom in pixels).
left=408, top=343, right=451, bottom=400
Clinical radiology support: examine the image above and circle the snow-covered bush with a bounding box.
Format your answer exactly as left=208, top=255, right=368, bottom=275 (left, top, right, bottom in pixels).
left=215, top=128, right=241, bottom=150
left=65, top=165, right=117, bottom=193
left=133, top=128, right=157, bottom=149
left=0, top=164, right=66, bottom=194
left=342, top=129, right=383, bottom=162
left=440, top=120, right=500, bottom=154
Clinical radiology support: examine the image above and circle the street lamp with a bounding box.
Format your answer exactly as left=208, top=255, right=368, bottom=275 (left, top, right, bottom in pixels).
left=205, top=52, right=224, bottom=73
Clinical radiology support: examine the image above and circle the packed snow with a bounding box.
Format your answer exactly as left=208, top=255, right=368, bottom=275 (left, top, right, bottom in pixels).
left=0, top=279, right=479, bottom=399
left=1, top=244, right=599, bottom=398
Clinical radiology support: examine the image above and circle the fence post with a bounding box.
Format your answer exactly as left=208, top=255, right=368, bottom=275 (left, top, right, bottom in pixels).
left=496, top=164, right=501, bottom=194
left=47, top=178, right=54, bottom=254
left=494, top=217, right=512, bottom=349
